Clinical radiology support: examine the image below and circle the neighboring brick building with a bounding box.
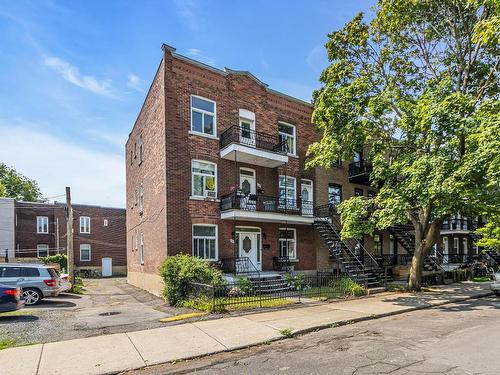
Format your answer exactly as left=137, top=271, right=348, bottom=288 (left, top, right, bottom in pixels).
left=0, top=199, right=126, bottom=277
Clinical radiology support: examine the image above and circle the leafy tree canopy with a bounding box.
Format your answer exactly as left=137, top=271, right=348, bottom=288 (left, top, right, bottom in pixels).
left=0, top=163, right=42, bottom=201
left=307, top=0, right=499, bottom=288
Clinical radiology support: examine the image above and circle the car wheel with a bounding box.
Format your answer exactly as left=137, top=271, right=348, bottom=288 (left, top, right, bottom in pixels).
left=23, top=288, right=42, bottom=305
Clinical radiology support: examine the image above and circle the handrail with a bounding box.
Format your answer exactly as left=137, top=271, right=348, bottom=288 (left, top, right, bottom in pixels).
left=348, top=160, right=373, bottom=177
left=219, top=125, right=285, bottom=154
left=221, top=257, right=260, bottom=277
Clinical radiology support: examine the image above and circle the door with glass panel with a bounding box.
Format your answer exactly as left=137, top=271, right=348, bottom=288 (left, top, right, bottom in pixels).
left=239, top=169, right=256, bottom=210
left=301, top=179, right=313, bottom=216
left=239, top=119, right=255, bottom=147
left=238, top=232, right=260, bottom=271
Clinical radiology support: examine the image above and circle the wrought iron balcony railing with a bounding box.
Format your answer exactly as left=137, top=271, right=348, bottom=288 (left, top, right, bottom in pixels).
left=220, top=191, right=313, bottom=216
left=441, top=218, right=478, bottom=231
left=348, top=160, right=373, bottom=177
left=220, top=125, right=285, bottom=154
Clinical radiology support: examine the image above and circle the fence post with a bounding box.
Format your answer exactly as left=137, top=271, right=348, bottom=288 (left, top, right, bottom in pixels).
left=211, top=281, right=216, bottom=313
left=259, top=277, right=262, bottom=308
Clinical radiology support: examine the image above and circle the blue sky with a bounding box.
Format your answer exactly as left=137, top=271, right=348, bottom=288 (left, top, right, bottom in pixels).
left=0, top=0, right=374, bottom=207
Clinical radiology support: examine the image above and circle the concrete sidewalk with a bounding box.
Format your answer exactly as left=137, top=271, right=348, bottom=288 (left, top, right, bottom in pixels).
left=1, top=282, right=493, bottom=375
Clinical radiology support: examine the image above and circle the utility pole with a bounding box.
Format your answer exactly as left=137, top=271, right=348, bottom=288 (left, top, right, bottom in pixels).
left=66, top=187, right=74, bottom=281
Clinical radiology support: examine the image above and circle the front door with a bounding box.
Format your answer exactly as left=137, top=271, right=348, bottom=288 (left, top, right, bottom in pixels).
left=239, top=169, right=256, bottom=210
left=301, top=180, right=313, bottom=216
left=238, top=232, right=261, bottom=271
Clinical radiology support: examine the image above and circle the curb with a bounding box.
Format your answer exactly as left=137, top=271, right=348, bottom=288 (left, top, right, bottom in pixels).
left=117, top=291, right=494, bottom=374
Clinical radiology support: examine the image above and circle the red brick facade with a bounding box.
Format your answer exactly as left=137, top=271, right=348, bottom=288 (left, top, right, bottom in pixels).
left=13, top=201, right=126, bottom=276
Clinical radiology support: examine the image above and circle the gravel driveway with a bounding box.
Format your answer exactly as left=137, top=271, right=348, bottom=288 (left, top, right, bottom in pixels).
left=0, top=278, right=196, bottom=347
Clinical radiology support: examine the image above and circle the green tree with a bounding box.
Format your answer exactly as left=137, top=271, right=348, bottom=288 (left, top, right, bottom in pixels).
left=0, top=163, right=42, bottom=201
left=308, top=0, right=500, bottom=290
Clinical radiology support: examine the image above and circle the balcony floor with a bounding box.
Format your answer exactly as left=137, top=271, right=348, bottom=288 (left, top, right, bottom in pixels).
left=221, top=209, right=315, bottom=224
left=220, top=143, right=288, bottom=168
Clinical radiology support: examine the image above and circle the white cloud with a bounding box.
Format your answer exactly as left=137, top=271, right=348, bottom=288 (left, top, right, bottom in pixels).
left=185, top=48, right=215, bottom=66
left=86, top=128, right=128, bottom=148
left=43, top=56, right=118, bottom=98
left=174, top=0, right=200, bottom=31
left=0, top=125, right=125, bottom=207
left=306, top=43, right=328, bottom=74
left=127, top=73, right=146, bottom=93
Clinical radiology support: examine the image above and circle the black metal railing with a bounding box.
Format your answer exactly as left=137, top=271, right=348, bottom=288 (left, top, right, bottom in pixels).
left=379, top=254, right=413, bottom=266
left=185, top=271, right=373, bottom=313
left=220, top=125, right=285, bottom=154
left=348, top=160, right=373, bottom=177
left=441, top=218, right=478, bottom=231
left=221, top=191, right=313, bottom=216
left=221, top=257, right=260, bottom=275
left=273, top=256, right=293, bottom=272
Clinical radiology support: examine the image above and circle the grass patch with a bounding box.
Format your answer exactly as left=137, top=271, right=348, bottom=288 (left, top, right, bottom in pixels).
left=279, top=329, right=293, bottom=338
left=471, top=276, right=491, bottom=282
left=0, top=310, right=36, bottom=317
left=0, top=339, right=16, bottom=350
left=181, top=296, right=294, bottom=313
left=159, top=312, right=207, bottom=322
left=387, top=284, right=408, bottom=292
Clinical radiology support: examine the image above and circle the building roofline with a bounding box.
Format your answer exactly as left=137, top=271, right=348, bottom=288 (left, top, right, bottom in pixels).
left=15, top=200, right=125, bottom=211
left=161, top=43, right=312, bottom=108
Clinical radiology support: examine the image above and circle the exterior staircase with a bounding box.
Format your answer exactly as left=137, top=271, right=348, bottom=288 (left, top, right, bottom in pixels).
left=314, top=207, right=385, bottom=288
left=485, top=249, right=500, bottom=268
left=247, top=273, right=291, bottom=294
left=387, top=224, right=443, bottom=272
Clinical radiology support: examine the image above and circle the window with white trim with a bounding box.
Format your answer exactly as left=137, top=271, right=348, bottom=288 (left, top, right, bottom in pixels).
left=140, top=233, right=144, bottom=264
left=279, top=228, right=296, bottom=259
left=80, top=244, right=91, bottom=261
left=192, top=160, right=217, bottom=198
left=374, top=234, right=382, bottom=256
left=278, top=122, right=296, bottom=155
left=139, top=184, right=144, bottom=213
left=453, top=237, right=459, bottom=252
left=191, top=96, right=216, bottom=136
left=192, top=225, right=217, bottom=260
left=37, top=216, right=49, bottom=233
left=37, top=244, right=49, bottom=257
left=279, top=176, right=296, bottom=207
left=103, top=219, right=108, bottom=227
left=79, top=217, right=91, bottom=234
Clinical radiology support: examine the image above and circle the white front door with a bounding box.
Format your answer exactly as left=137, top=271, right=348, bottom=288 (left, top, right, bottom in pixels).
left=239, top=169, right=256, bottom=210
left=301, top=180, right=313, bottom=216
left=238, top=232, right=261, bottom=270
left=102, top=258, right=112, bottom=277
left=443, top=237, right=449, bottom=263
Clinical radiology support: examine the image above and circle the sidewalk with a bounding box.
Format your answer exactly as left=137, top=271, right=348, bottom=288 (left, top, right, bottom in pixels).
left=1, top=282, right=493, bottom=375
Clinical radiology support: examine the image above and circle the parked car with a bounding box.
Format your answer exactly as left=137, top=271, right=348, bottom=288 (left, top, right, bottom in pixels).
left=0, top=263, right=61, bottom=305
left=59, top=273, right=72, bottom=292
left=0, top=284, right=24, bottom=312
left=491, top=271, right=500, bottom=296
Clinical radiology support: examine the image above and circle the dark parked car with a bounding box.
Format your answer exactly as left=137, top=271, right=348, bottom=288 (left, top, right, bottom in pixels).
left=0, top=284, right=24, bottom=312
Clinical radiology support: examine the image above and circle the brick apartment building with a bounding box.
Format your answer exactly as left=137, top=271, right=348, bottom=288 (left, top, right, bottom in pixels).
left=0, top=198, right=127, bottom=276
left=126, top=44, right=479, bottom=296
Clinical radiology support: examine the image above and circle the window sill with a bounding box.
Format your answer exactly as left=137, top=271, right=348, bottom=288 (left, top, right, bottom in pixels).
left=79, top=233, right=91, bottom=235
left=188, top=131, right=219, bottom=140
left=190, top=196, right=220, bottom=202
left=287, top=154, right=299, bottom=159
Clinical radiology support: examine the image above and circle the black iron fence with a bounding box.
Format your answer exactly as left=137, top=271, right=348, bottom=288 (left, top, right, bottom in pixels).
left=348, top=160, right=373, bottom=177
left=184, top=271, right=368, bottom=313
left=220, top=190, right=313, bottom=216
left=220, top=125, right=285, bottom=153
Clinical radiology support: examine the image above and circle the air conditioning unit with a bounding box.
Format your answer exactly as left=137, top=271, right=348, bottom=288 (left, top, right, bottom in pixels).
left=205, top=191, right=217, bottom=199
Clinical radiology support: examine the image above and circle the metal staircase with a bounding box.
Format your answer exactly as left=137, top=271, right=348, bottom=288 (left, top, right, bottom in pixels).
left=485, top=249, right=500, bottom=268
left=314, top=205, right=385, bottom=288
left=387, top=224, right=443, bottom=272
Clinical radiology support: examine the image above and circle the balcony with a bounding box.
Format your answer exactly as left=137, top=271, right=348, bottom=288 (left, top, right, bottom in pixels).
left=441, top=218, right=477, bottom=233
left=348, top=161, right=373, bottom=185
left=220, top=191, right=314, bottom=224
left=220, top=125, right=288, bottom=168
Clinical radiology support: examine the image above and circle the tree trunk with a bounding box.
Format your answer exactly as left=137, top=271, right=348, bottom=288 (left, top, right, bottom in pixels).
left=408, top=242, right=426, bottom=291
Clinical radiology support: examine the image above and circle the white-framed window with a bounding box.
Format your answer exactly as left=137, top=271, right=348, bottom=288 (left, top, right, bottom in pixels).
left=192, top=160, right=217, bottom=198
left=80, top=244, right=91, bottom=261
left=279, top=175, right=296, bottom=207
left=138, top=134, right=144, bottom=163
left=453, top=237, right=459, bottom=252
left=192, top=224, right=218, bottom=260
left=37, top=216, right=49, bottom=234
left=37, top=244, right=49, bottom=257
left=278, top=122, right=296, bottom=155
left=139, top=184, right=144, bottom=213
left=103, top=219, right=108, bottom=227
left=463, top=238, right=468, bottom=254
left=279, top=228, right=296, bottom=260
left=191, top=95, right=216, bottom=137
left=79, top=216, right=91, bottom=234
left=140, top=233, right=144, bottom=264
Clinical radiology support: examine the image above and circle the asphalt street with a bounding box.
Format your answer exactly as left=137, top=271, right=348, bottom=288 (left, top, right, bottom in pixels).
left=124, top=296, right=500, bottom=375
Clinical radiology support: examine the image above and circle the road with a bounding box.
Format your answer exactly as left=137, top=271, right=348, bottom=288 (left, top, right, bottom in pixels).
left=124, top=296, right=500, bottom=375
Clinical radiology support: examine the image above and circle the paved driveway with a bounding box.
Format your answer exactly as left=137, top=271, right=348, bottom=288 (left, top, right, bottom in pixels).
left=0, top=278, right=193, bottom=347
